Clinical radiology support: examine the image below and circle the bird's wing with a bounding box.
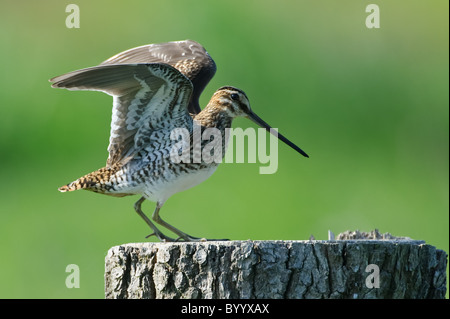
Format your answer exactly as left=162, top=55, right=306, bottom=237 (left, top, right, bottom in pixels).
left=50, top=63, right=193, bottom=167
left=101, top=40, right=216, bottom=114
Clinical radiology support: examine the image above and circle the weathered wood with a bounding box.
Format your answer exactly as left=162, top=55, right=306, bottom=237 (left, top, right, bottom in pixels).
left=104, top=234, right=447, bottom=299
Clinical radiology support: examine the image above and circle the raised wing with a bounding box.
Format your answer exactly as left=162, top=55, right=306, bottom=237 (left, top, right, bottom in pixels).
left=101, top=40, right=216, bottom=114
left=50, top=63, right=193, bottom=167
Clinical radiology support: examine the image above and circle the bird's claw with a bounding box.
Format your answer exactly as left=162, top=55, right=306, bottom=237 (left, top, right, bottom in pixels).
left=176, top=236, right=230, bottom=242
left=146, top=232, right=230, bottom=243
left=145, top=232, right=177, bottom=242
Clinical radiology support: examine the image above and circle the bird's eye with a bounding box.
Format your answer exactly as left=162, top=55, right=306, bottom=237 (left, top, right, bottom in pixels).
left=231, top=93, right=239, bottom=101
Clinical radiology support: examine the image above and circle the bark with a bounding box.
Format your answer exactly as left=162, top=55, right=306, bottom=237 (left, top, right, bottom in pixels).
left=104, top=234, right=447, bottom=299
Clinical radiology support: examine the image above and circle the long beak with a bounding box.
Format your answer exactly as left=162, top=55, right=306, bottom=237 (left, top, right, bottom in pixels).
left=247, top=111, right=309, bottom=158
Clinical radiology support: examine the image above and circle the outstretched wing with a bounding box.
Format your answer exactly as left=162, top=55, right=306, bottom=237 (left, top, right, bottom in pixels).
left=50, top=63, right=193, bottom=167
left=101, top=40, right=216, bottom=114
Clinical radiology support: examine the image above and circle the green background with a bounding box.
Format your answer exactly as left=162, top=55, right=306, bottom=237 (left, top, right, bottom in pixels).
left=0, top=0, right=448, bottom=298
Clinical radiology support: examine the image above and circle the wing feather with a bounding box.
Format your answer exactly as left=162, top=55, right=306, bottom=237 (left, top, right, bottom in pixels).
left=101, top=40, right=216, bottom=114
left=50, top=63, right=193, bottom=166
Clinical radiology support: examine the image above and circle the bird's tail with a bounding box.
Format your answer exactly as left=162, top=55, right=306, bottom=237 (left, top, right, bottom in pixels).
left=58, top=184, right=75, bottom=192
left=58, top=166, right=112, bottom=193
left=57, top=166, right=130, bottom=197
left=58, top=176, right=96, bottom=193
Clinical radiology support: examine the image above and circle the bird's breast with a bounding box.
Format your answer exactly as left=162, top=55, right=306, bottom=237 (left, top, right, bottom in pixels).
left=141, top=162, right=219, bottom=203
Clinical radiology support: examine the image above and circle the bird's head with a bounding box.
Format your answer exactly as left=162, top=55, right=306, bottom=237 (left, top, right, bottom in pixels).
left=212, top=86, right=251, bottom=118
left=211, top=86, right=309, bottom=158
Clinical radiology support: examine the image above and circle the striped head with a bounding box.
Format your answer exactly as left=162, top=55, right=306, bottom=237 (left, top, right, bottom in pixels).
left=212, top=86, right=251, bottom=118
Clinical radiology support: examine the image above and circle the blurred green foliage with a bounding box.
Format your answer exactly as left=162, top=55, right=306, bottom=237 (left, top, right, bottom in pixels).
left=0, top=0, right=448, bottom=298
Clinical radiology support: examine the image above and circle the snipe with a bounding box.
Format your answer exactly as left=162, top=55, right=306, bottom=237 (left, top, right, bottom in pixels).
left=51, top=40, right=308, bottom=242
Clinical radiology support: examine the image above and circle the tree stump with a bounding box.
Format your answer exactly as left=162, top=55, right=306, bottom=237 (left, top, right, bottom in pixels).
left=104, top=231, right=447, bottom=299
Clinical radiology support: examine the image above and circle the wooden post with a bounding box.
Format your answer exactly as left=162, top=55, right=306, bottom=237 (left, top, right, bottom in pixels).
left=104, top=231, right=447, bottom=299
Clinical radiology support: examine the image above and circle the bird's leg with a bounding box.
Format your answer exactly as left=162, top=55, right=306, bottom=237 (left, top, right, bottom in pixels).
left=151, top=202, right=201, bottom=241
left=133, top=197, right=176, bottom=242
left=152, top=202, right=229, bottom=242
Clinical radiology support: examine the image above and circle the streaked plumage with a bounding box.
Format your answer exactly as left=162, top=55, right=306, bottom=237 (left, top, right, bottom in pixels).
left=100, top=40, right=216, bottom=114
left=51, top=40, right=308, bottom=242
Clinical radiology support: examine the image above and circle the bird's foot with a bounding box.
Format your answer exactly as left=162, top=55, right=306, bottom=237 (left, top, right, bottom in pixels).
left=146, top=231, right=230, bottom=242
left=175, top=235, right=230, bottom=242
left=145, top=231, right=177, bottom=242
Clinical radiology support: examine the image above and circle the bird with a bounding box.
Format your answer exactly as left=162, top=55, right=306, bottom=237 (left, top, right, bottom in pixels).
left=50, top=40, right=309, bottom=242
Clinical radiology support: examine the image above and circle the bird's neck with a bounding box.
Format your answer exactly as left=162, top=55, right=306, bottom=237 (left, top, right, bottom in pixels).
left=193, top=102, right=233, bottom=130
left=192, top=103, right=235, bottom=161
